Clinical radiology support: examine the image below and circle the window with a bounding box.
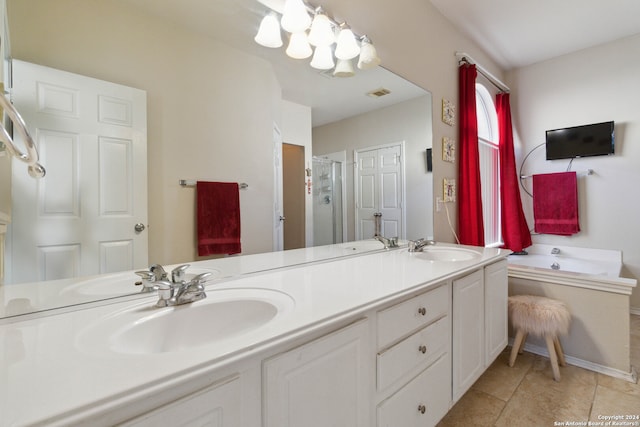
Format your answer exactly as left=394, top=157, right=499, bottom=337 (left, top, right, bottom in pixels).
left=475, top=84, right=501, bottom=247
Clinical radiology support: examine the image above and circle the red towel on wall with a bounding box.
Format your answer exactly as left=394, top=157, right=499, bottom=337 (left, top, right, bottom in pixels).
left=197, top=181, right=241, bottom=256
left=532, top=172, right=580, bottom=235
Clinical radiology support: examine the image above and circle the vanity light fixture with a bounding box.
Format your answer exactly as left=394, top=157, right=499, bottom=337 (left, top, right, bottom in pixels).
left=280, top=0, right=311, bottom=33
left=333, top=58, right=355, bottom=77
left=334, top=23, right=360, bottom=60
left=310, top=44, right=335, bottom=69
left=307, top=7, right=335, bottom=47
left=286, top=31, right=313, bottom=59
left=254, top=1, right=380, bottom=76
left=357, top=36, right=380, bottom=70
left=255, top=12, right=283, bottom=48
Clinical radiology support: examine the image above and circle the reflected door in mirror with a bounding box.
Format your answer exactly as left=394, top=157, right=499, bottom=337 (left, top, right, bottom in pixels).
left=8, top=61, right=148, bottom=283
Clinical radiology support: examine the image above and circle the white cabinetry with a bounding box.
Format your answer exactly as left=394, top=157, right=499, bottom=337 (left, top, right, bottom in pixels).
left=452, top=260, right=508, bottom=401
left=452, top=270, right=485, bottom=401
left=122, top=376, right=241, bottom=427
left=484, top=260, right=508, bottom=364
left=376, top=283, right=452, bottom=426
left=263, top=320, right=371, bottom=427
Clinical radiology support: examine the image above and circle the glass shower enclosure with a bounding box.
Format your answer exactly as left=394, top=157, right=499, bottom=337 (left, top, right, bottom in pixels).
left=312, top=157, right=344, bottom=246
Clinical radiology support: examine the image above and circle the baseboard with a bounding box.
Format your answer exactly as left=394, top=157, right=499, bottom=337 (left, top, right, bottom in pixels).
left=508, top=338, right=637, bottom=383
left=631, top=306, right=640, bottom=316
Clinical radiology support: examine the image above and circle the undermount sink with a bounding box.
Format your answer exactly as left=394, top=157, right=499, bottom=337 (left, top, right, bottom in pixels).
left=76, top=287, right=294, bottom=355
left=60, top=267, right=222, bottom=297
left=411, top=247, right=481, bottom=262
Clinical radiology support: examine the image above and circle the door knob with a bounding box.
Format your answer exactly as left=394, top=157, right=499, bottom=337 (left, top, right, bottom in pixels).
left=134, top=223, right=146, bottom=233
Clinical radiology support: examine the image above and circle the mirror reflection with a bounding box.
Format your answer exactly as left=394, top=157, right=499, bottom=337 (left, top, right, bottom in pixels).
left=0, top=0, right=432, bottom=317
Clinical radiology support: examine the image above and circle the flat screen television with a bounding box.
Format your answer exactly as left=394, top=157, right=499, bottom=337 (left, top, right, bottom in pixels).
left=545, top=121, right=614, bottom=160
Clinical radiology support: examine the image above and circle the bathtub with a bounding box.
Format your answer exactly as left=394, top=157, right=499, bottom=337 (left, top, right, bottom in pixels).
left=508, top=244, right=622, bottom=277
left=507, top=244, right=637, bottom=382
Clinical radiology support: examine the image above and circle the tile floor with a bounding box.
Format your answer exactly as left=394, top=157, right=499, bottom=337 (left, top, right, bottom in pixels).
left=438, top=314, right=640, bottom=426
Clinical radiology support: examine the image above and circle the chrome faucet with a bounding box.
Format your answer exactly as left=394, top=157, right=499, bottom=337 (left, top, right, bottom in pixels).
left=374, top=235, right=398, bottom=249
left=134, top=264, right=210, bottom=307
left=551, top=247, right=561, bottom=255
left=408, top=238, right=436, bottom=252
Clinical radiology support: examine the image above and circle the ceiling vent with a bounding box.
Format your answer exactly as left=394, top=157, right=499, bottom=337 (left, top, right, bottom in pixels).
left=367, top=88, right=391, bottom=98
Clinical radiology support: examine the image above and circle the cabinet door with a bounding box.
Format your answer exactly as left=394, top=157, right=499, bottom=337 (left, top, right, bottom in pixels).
left=485, top=260, right=508, bottom=366
left=452, top=270, right=484, bottom=401
left=263, top=320, right=371, bottom=427
left=122, top=376, right=241, bottom=427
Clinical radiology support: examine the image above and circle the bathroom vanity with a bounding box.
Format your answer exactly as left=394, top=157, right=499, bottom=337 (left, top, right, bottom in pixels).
left=0, top=243, right=508, bottom=427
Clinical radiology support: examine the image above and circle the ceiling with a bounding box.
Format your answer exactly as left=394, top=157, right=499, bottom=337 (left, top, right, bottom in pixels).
left=430, top=0, right=640, bottom=70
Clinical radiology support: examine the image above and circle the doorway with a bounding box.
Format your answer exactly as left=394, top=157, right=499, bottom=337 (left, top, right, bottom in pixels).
left=282, top=143, right=305, bottom=250
left=312, top=156, right=344, bottom=246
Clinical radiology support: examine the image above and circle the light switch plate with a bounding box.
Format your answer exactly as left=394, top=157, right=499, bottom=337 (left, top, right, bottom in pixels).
left=443, top=178, right=456, bottom=203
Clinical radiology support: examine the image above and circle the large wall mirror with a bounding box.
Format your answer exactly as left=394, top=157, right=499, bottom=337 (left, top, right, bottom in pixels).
left=0, top=0, right=433, bottom=318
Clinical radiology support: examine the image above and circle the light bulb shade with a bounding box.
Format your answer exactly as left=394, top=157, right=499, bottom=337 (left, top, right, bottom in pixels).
left=335, top=27, right=360, bottom=60
left=286, top=32, right=312, bottom=59
left=333, top=58, right=355, bottom=77
left=281, top=0, right=311, bottom=33
left=310, top=45, right=335, bottom=70
left=357, top=40, right=381, bottom=69
left=308, top=13, right=335, bottom=46
left=254, top=13, right=283, bottom=48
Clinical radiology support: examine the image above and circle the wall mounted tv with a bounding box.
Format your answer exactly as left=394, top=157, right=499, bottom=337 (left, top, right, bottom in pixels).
left=545, top=121, right=614, bottom=160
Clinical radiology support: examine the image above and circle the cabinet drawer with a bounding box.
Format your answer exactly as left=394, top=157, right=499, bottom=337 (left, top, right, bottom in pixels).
left=377, top=284, right=449, bottom=349
left=377, top=315, right=449, bottom=391
left=377, top=353, right=451, bottom=427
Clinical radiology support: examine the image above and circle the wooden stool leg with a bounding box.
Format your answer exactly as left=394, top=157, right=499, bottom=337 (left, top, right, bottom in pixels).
left=553, top=337, right=566, bottom=366
left=545, top=335, right=561, bottom=381
left=510, top=329, right=526, bottom=367
left=518, top=332, right=528, bottom=354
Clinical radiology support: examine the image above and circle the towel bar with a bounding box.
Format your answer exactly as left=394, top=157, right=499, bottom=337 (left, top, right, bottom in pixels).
left=179, top=179, right=248, bottom=189
left=520, top=169, right=593, bottom=179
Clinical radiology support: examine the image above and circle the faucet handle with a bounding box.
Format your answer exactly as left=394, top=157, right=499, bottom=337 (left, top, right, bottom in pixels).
left=191, top=272, right=213, bottom=286
left=150, top=264, right=168, bottom=281
left=171, top=264, right=190, bottom=283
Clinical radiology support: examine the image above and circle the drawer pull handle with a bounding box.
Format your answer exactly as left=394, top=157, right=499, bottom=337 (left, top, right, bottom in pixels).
left=418, top=307, right=427, bottom=316
left=418, top=404, right=426, bottom=414
left=418, top=345, right=427, bottom=354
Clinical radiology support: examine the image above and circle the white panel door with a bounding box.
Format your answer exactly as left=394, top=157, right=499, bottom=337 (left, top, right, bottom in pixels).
left=355, top=143, right=404, bottom=240
left=9, top=60, right=147, bottom=283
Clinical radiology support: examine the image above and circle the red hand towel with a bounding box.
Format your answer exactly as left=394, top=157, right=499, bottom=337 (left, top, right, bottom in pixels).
left=197, top=181, right=241, bottom=256
left=532, top=172, right=580, bottom=235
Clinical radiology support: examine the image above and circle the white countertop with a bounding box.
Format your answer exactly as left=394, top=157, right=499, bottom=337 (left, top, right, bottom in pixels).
left=0, top=243, right=506, bottom=427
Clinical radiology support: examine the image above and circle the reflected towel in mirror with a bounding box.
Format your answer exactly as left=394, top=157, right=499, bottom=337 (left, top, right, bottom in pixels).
left=197, top=181, right=241, bottom=255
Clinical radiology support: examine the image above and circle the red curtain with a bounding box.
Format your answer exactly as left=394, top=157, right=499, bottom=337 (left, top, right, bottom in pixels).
left=496, top=93, right=531, bottom=252
left=458, top=64, right=485, bottom=246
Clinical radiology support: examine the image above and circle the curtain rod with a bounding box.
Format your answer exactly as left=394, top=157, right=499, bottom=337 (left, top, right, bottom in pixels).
left=455, top=52, right=510, bottom=93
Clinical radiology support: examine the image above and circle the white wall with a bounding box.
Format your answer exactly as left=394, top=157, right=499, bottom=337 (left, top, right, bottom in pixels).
left=313, top=95, right=433, bottom=241
left=506, top=34, right=640, bottom=309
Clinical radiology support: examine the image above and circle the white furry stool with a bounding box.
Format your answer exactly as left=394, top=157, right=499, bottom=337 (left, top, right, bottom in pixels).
left=508, top=295, right=571, bottom=381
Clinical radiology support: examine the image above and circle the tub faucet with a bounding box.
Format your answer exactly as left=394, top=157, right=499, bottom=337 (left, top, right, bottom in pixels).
left=551, top=247, right=561, bottom=255
left=408, top=238, right=436, bottom=252
left=374, top=235, right=398, bottom=249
